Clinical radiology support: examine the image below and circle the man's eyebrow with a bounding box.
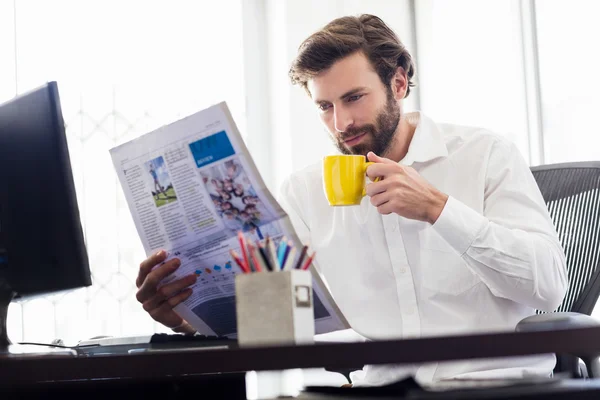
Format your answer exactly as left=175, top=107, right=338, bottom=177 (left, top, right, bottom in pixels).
left=314, top=87, right=368, bottom=104
left=339, top=87, right=368, bottom=99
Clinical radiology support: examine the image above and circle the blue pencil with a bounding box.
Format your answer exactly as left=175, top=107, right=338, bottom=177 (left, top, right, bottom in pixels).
left=277, top=237, right=288, bottom=269
left=281, top=242, right=293, bottom=269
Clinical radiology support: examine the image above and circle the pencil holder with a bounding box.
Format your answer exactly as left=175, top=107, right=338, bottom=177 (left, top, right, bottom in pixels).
left=235, top=270, right=315, bottom=347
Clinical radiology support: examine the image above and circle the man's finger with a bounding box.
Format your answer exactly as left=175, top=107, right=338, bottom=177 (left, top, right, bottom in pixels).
left=148, top=301, right=179, bottom=324
left=142, top=274, right=197, bottom=311
left=147, top=289, right=193, bottom=323
left=377, top=202, right=394, bottom=215
left=367, top=151, right=396, bottom=165
left=365, top=180, right=390, bottom=197
left=166, top=288, right=193, bottom=308
left=136, top=259, right=181, bottom=302
left=366, top=163, right=397, bottom=180
left=370, top=193, right=390, bottom=208
left=137, top=250, right=168, bottom=288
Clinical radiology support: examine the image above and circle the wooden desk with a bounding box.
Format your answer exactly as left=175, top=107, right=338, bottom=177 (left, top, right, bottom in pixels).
left=2, top=326, right=600, bottom=399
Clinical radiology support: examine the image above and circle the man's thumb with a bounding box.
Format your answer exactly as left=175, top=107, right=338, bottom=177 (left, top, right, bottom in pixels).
left=367, top=151, right=393, bottom=164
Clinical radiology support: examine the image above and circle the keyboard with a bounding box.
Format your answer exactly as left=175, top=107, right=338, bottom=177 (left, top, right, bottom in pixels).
left=150, top=333, right=233, bottom=344
left=76, top=333, right=236, bottom=356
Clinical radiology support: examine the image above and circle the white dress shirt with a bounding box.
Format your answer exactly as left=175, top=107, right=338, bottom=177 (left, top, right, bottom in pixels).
left=278, top=112, right=568, bottom=386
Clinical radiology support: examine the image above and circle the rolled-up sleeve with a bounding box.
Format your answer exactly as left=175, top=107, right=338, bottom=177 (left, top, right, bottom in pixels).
left=432, top=140, right=568, bottom=312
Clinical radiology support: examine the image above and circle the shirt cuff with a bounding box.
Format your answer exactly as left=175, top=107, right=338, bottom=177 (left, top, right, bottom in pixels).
left=431, top=196, right=487, bottom=256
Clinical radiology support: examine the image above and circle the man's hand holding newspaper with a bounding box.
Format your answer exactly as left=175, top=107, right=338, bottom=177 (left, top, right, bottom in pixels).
left=110, top=102, right=348, bottom=337
left=135, top=250, right=197, bottom=334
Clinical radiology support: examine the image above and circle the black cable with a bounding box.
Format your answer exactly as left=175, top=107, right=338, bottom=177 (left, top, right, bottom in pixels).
left=17, top=342, right=75, bottom=349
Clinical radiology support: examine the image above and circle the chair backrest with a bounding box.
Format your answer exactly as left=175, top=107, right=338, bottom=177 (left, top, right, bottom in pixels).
left=531, top=162, right=600, bottom=315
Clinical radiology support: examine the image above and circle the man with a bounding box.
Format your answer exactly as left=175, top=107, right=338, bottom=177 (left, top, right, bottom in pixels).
left=134, top=15, right=567, bottom=386
left=149, top=163, right=162, bottom=200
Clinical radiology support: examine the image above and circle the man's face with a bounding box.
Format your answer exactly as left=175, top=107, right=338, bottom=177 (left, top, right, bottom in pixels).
left=308, top=52, right=401, bottom=156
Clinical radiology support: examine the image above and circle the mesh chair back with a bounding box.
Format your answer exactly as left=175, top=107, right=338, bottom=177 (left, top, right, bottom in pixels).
left=531, top=162, right=600, bottom=315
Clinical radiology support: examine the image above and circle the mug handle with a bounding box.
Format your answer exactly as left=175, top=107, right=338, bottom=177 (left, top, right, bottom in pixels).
left=362, top=161, right=381, bottom=196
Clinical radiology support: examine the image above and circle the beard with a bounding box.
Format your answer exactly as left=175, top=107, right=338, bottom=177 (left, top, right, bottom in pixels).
left=332, top=89, right=401, bottom=157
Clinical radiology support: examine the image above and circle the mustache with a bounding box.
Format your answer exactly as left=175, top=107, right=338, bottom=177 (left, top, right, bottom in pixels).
left=339, top=124, right=377, bottom=141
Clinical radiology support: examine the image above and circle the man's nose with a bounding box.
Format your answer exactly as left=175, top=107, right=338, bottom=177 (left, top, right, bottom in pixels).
left=333, top=105, right=354, bottom=133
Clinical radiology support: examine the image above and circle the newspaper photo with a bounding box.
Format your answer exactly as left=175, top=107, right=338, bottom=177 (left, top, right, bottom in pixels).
left=110, top=102, right=349, bottom=337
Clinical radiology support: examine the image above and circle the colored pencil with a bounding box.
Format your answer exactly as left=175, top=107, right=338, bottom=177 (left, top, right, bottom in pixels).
left=247, top=242, right=263, bottom=272
left=230, top=249, right=249, bottom=273
left=268, top=237, right=281, bottom=270
left=294, top=245, right=308, bottom=270
left=270, top=238, right=280, bottom=270
left=282, top=246, right=297, bottom=271
left=258, top=242, right=273, bottom=271
left=281, top=242, right=293, bottom=268
left=300, top=251, right=316, bottom=271
left=237, top=231, right=251, bottom=273
left=277, top=237, right=288, bottom=268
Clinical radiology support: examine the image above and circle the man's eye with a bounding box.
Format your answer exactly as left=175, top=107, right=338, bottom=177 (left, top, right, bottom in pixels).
left=319, top=103, right=332, bottom=111
left=348, top=94, right=363, bottom=102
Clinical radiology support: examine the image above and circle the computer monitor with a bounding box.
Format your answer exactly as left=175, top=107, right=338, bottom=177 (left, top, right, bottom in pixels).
left=0, top=82, right=91, bottom=350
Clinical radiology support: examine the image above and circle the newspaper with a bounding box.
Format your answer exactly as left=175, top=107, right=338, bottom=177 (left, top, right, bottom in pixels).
left=110, top=102, right=349, bottom=337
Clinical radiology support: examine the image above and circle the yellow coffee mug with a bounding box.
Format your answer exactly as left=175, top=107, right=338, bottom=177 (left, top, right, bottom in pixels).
left=323, top=155, right=377, bottom=206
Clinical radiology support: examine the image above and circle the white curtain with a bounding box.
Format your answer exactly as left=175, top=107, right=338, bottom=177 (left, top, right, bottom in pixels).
left=4, top=0, right=247, bottom=345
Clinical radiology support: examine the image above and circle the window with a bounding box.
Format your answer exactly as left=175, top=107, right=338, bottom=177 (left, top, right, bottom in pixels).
left=415, top=0, right=531, bottom=161
left=6, top=0, right=246, bottom=344
left=535, top=0, right=600, bottom=164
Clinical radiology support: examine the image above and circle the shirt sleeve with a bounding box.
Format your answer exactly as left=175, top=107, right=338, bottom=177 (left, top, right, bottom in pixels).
left=432, top=139, right=568, bottom=312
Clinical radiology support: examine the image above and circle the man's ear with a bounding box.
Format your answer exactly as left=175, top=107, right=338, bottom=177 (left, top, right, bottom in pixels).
left=390, top=67, right=408, bottom=100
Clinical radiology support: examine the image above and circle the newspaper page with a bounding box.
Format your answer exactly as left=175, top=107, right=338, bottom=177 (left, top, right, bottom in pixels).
left=110, top=102, right=349, bottom=337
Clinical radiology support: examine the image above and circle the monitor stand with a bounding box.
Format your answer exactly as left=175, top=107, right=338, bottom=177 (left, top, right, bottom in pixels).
left=0, top=278, right=75, bottom=357
left=0, top=277, right=13, bottom=352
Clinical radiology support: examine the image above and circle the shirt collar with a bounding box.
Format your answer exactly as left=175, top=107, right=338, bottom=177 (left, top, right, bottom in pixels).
left=399, top=111, right=448, bottom=166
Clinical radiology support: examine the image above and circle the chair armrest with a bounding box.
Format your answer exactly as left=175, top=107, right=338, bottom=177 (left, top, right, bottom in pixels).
left=516, top=312, right=600, bottom=332
left=517, top=312, right=600, bottom=378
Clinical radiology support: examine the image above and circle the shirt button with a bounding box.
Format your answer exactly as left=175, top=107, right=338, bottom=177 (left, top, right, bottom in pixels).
left=399, top=268, right=407, bottom=274
left=406, top=308, right=415, bottom=316
left=388, top=223, right=397, bottom=232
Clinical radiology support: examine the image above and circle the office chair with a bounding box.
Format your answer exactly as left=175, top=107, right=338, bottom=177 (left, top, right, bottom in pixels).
left=516, top=161, right=600, bottom=378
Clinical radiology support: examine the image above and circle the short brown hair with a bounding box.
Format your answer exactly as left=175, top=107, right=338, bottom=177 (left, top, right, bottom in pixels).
left=289, top=14, right=416, bottom=97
